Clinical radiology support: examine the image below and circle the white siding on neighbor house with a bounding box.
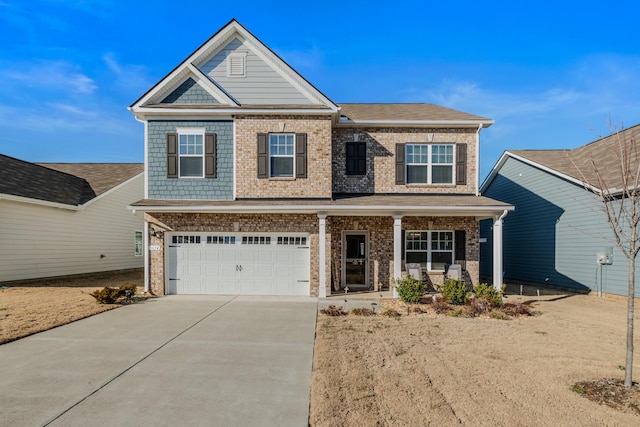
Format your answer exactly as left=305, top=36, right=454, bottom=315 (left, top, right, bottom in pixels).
left=481, top=157, right=640, bottom=297
left=0, top=175, right=144, bottom=282
left=199, top=37, right=313, bottom=105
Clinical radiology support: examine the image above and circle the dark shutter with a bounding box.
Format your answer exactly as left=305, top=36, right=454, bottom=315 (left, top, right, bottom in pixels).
left=455, top=230, right=466, bottom=261
left=205, top=133, right=216, bottom=178
left=395, top=143, right=406, bottom=185
left=257, top=133, right=268, bottom=179
left=456, top=143, right=467, bottom=185
left=295, top=133, right=307, bottom=179
left=167, top=133, right=178, bottom=178
left=346, top=141, right=366, bottom=175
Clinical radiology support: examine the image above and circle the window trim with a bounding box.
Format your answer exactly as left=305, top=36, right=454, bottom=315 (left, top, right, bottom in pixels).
left=268, top=133, right=295, bottom=178
left=405, top=143, right=454, bottom=184
left=176, top=127, right=205, bottom=178
left=404, top=230, right=454, bottom=272
left=134, top=231, right=143, bottom=257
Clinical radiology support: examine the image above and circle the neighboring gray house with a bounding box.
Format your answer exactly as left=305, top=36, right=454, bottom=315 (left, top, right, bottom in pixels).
left=0, top=154, right=144, bottom=282
left=480, top=124, right=640, bottom=297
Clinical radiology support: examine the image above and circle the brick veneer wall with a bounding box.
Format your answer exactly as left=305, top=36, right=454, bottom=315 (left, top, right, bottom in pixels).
left=329, top=215, right=479, bottom=293
left=235, top=115, right=333, bottom=198
left=332, top=127, right=478, bottom=194
left=145, top=213, right=320, bottom=296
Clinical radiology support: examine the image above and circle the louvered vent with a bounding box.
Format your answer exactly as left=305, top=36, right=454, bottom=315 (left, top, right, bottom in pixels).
left=227, top=53, right=246, bottom=77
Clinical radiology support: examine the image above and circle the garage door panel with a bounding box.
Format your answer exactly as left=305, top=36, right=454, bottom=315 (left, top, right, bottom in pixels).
left=168, top=233, right=309, bottom=296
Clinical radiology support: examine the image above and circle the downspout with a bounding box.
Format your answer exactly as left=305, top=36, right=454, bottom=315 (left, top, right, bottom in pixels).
left=475, top=124, right=482, bottom=196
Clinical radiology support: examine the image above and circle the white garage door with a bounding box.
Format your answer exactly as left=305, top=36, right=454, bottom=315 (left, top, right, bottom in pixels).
left=167, top=233, right=310, bottom=296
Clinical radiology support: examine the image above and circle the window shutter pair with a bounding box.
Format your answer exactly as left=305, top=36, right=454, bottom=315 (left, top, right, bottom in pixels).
left=166, top=133, right=216, bottom=178
left=346, top=141, right=366, bottom=175
left=257, top=133, right=307, bottom=179
left=394, top=143, right=467, bottom=185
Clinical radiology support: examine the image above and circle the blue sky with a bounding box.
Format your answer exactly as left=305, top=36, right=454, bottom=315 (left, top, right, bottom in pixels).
left=1, top=0, right=639, bottom=180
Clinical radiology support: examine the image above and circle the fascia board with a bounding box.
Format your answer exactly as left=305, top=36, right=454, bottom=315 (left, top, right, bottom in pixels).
left=128, top=203, right=514, bottom=217
left=336, top=119, right=495, bottom=128
left=0, top=193, right=82, bottom=210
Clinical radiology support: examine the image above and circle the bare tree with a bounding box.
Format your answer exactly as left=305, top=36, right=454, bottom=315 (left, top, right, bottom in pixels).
left=575, top=121, right=639, bottom=387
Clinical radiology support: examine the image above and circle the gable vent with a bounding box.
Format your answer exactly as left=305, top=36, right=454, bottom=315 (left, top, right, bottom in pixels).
left=227, top=52, right=246, bottom=77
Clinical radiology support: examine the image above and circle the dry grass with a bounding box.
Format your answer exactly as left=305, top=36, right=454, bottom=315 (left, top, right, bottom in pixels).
left=310, top=293, right=640, bottom=426
left=0, top=270, right=144, bottom=344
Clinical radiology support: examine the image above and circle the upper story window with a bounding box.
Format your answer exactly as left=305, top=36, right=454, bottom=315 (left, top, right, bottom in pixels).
left=269, top=134, right=295, bottom=177
left=346, top=141, right=366, bottom=175
left=179, top=131, right=204, bottom=178
left=406, top=144, right=453, bottom=184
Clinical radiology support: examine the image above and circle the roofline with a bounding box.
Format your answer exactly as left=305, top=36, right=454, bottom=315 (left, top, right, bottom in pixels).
left=129, top=203, right=513, bottom=218
left=480, top=151, right=601, bottom=194
left=130, top=18, right=338, bottom=112
left=336, top=119, right=494, bottom=128
left=0, top=193, right=83, bottom=210
left=0, top=171, right=143, bottom=210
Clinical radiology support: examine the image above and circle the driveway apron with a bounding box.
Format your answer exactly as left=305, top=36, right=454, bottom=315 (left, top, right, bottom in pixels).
left=0, top=296, right=318, bottom=427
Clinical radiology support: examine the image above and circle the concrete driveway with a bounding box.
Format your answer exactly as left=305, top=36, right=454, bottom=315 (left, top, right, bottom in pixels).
left=0, top=296, right=317, bottom=426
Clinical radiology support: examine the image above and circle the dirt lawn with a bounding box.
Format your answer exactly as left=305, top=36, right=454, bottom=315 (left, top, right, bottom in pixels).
left=0, top=270, right=144, bottom=344
left=311, top=292, right=640, bottom=426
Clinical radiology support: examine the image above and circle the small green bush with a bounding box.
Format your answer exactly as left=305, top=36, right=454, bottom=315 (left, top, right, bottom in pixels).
left=441, top=279, right=469, bottom=305
left=91, top=287, right=123, bottom=304
left=472, top=283, right=504, bottom=307
left=395, top=277, right=427, bottom=304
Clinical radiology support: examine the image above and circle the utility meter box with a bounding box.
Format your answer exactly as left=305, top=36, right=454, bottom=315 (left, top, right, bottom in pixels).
left=596, top=247, right=613, bottom=265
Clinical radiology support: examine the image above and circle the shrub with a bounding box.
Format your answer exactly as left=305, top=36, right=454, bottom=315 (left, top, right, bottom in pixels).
left=320, top=305, right=347, bottom=316
left=472, top=283, right=504, bottom=307
left=350, top=307, right=376, bottom=316
left=90, top=287, right=123, bottom=304
left=395, top=277, right=427, bottom=304
left=441, top=279, right=469, bottom=305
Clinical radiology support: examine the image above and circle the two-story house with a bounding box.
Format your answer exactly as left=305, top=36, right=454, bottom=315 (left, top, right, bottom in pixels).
left=129, top=19, right=513, bottom=297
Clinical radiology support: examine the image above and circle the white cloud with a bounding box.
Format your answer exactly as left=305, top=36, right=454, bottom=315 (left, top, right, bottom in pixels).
left=1, top=60, right=97, bottom=94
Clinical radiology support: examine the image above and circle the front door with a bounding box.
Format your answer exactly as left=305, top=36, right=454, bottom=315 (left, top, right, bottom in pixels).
left=343, top=232, right=368, bottom=289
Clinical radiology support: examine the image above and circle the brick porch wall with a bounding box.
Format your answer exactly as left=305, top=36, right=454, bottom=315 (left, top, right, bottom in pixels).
left=145, top=213, right=320, bottom=296
left=329, top=216, right=479, bottom=294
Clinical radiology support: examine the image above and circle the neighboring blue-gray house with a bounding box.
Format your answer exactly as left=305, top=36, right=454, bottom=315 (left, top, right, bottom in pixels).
left=480, top=124, right=640, bottom=297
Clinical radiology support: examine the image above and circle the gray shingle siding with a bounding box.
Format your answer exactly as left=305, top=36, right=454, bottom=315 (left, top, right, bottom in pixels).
left=160, top=78, right=219, bottom=104
left=148, top=120, right=233, bottom=199
left=481, top=156, right=640, bottom=297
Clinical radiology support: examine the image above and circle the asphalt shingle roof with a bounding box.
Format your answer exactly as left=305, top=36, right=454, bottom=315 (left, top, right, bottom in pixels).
left=0, top=154, right=142, bottom=206
left=510, top=124, right=640, bottom=190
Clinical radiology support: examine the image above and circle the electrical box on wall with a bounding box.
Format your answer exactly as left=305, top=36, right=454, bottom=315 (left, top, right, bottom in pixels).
left=596, top=247, right=613, bottom=265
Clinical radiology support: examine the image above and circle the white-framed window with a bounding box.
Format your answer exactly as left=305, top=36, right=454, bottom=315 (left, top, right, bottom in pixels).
left=134, top=231, right=143, bottom=256
left=406, top=144, right=454, bottom=184
left=227, top=52, right=246, bottom=77
left=405, top=230, right=453, bottom=271
left=177, top=128, right=205, bottom=178
left=269, top=134, right=295, bottom=177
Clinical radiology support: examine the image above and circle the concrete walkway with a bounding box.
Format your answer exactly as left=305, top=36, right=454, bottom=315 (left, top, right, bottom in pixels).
left=0, top=296, right=317, bottom=427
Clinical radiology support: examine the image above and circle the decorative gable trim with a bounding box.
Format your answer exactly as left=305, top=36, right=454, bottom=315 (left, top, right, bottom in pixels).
left=129, top=19, right=338, bottom=113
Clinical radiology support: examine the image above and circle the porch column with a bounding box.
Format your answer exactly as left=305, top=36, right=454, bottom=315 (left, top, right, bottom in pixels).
left=318, top=213, right=327, bottom=298
left=393, top=215, right=402, bottom=298
left=492, top=210, right=509, bottom=291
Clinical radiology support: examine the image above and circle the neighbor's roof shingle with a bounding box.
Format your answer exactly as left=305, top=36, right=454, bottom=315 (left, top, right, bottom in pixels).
left=509, top=124, right=640, bottom=190
left=0, top=154, right=142, bottom=206
left=338, top=103, right=492, bottom=123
